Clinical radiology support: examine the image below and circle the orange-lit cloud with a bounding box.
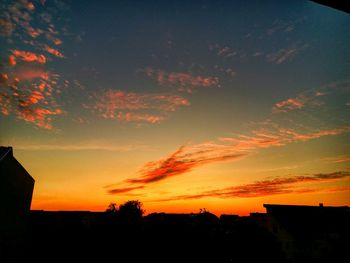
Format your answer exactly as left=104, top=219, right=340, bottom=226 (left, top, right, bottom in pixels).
left=0, top=0, right=65, bottom=55
left=0, top=93, right=11, bottom=115
left=8, top=55, right=17, bottom=66
left=16, top=108, right=62, bottom=129
left=277, top=127, right=350, bottom=142
left=323, top=155, right=350, bottom=164
left=225, top=126, right=350, bottom=147
left=12, top=50, right=46, bottom=64
left=0, top=73, right=9, bottom=84
left=333, top=157, right=350, bottom=163
left=116, top=112, right=163, bottom=124
left=0, top=0, right=67, bottom=130
left=96, top=90, right=189, bottom=111
left=107, top=123, right=350, bottom=194
left=52, top=38, right=63, bottom=45
left=157, top=171, right=350, bottom=201
left=21, top=90, right=45, bottom=106
left=271, top=80, right=350, bottom=113
left=219, top=134, right=283, bottom=150
left=273, top=98, right=305, bottom=112
left=43, top=45, right=64, bottom=58
left=131, top=146, right=245, bottom=184
left=27, top=27, right=43, bottom=38
left=108, top=186, right=145, bottom=194
left=272, top=94, right=323, bottom=113
left=0, top=67, right=63, bottom=129
left=107, top=145, right=246, bottom=193
left=142, top=67, right=219, bottom=93
left=92, top=89, right=189, bottom=123
left=25, top=1, right=35, bottom=11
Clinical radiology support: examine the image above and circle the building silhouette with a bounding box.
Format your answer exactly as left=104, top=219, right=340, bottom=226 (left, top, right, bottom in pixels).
left=0, top=146, right=35, bottom=262
left=262, top=204, right=350, bottom=262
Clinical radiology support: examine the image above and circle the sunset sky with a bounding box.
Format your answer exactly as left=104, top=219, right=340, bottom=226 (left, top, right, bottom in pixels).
left=0, top=0, right=349, bottom=215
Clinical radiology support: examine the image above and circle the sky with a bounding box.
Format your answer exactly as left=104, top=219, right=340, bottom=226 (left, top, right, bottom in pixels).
left=0, top=0, right=349, bottom=215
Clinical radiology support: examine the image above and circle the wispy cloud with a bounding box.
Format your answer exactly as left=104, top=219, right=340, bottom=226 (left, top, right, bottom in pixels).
left=96, top=90, right=189, bottom=111
left=128, top=146, right=245, bottom=184
left=108, top=186, right=145, bottom=194
left=90, top=89, right=189, bottom=124
left=267, top=42, right=309, bottom=64
left=141, top=67, right=219, bottom=93
left=108, top=145, right=246, bottom=194
left=208, top=44, right=238, bottom=59
left=272, top=85, right=328, bottom=113
left=332, top=157, right=350, bottom=163
left=273, top=98, right=305, bottom=112
left=322, top=155, right=350, bottom=164
left=263, top=18, right=303, bottom=37
left=213, top=65, right=237, bottom=78
left=115, top=112, right=163, bottom=124
left=14, top=143, right=148, bottom=152
left=156, top=171, right=350, bottom=201
left=107, top=122, right=350, bottom=194
left=105, top=79, right=350, bottom=188
left=277, top=127, right=350, bottom=141
left=216, top=46, right=237, bottom=58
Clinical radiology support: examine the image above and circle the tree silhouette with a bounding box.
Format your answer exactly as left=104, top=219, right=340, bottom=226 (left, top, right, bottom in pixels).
left=106, top=202, right=118, bottom=213
left=119, top=200, right=144, bottom=220
left=199, top=208, right=208, bottom=214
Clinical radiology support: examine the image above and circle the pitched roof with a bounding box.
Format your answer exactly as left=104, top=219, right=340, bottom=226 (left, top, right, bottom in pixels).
left=0, top=146, right=12, bottom=162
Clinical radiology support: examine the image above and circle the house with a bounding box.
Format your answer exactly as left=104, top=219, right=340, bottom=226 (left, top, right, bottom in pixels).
left=0, top=146, right=35, bottom=244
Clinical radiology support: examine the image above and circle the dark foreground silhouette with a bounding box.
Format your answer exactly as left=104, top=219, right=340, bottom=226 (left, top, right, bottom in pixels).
left=26, top=210, right=283, bottom=263
left=3, top=201, right=348, bottom=263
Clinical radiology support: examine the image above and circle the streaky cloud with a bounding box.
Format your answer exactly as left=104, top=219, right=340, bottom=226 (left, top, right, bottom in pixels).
left=108, top=186, right=145, bottom=194
left=90, top=89, right=189, bottom=124
left=43, top=45, right=65, bottom=58
left=273, top=98, right=305, bottom=112
left=266, top=42, right=308, bottom=64
left=141, top=67, right=219, bottom=93
left=106, top=123, right=350, bottom=194
left=155, top=171, right=350, bottom=201
left=14, top=143, right=148, bottom=152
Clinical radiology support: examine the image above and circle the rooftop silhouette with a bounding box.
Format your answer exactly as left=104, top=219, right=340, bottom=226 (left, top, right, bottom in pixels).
left=0, top=146, right=34, bottom=263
